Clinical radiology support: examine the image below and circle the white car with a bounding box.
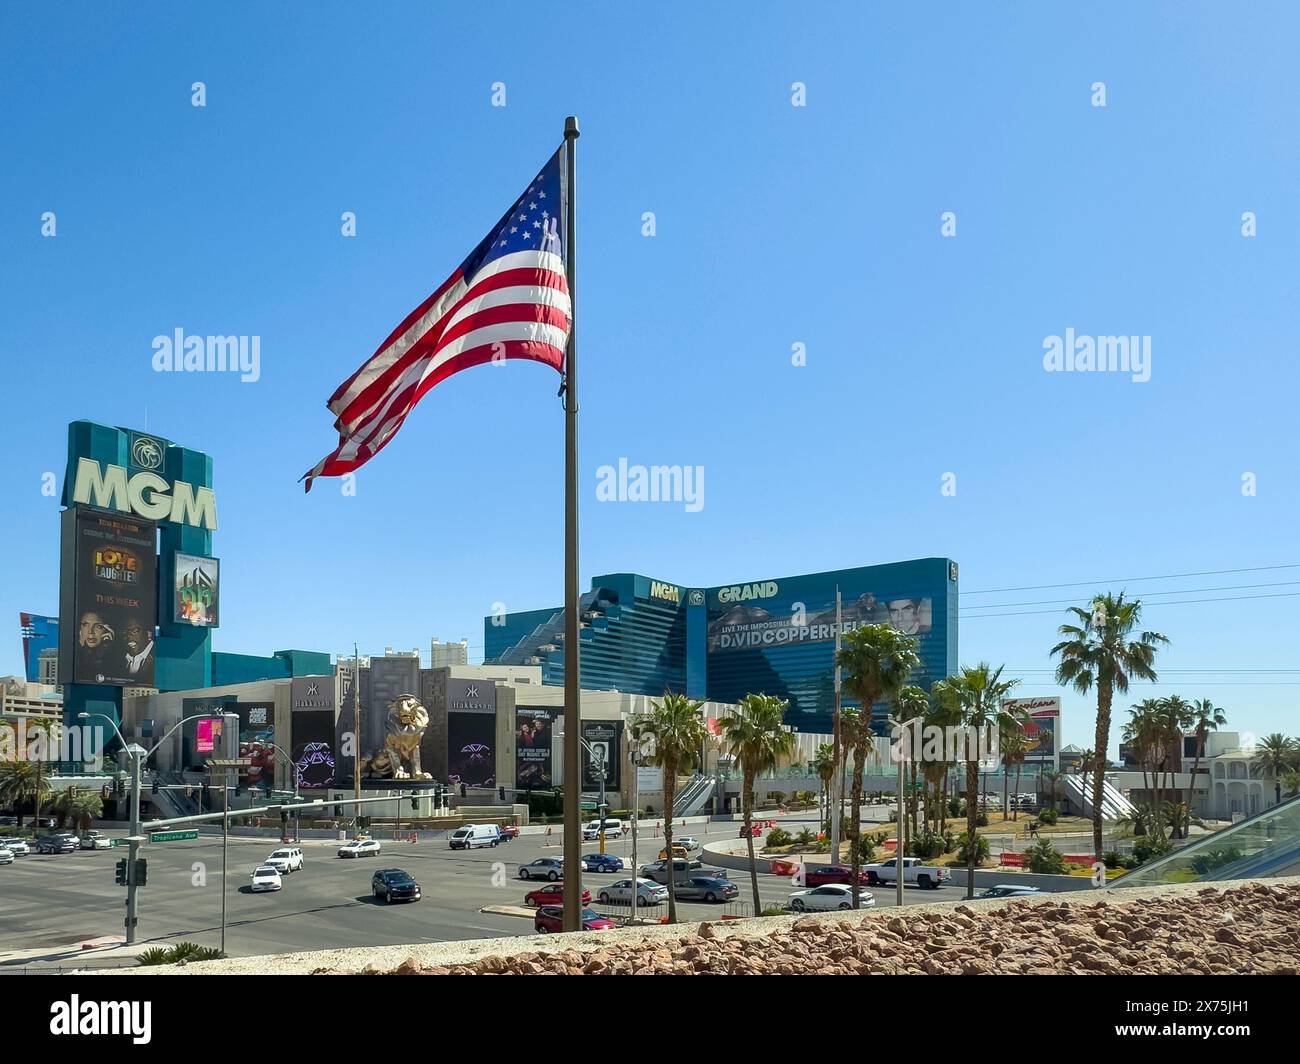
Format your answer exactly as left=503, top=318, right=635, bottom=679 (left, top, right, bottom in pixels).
left=250, top=865, right=283, bottom=892
left=337, top=839, right=382, bottom=859
left=787, top=885, right=875, bottom=912
left=0, top=839, right=30, bottom=857
left=80, top=832, right=113, bottom=850
left=596, top=877, right=668, bottom=907
left=264, top=847, right=304, bottom=873
left=676, top=836, right=701, bottom=852
left=0, top=847, right=13, bottom=865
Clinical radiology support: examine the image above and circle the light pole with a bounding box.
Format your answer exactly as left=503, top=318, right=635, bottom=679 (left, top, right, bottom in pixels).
left=79, top=710, right=224, bottom=945
left=263, top=742, right=303, bottom=841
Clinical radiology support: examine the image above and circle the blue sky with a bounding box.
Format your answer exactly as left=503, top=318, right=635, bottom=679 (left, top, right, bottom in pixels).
left=2, top=2, right=1297, bottom=752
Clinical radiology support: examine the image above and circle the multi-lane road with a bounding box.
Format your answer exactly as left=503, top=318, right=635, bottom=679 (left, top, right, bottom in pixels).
left=0, top=814, right=967, bottom=969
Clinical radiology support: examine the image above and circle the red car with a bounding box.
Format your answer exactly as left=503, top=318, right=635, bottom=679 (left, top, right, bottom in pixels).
left=534, top=905, right=614, bottom=933
left=524, top=882, right=591, bottom=907
left=739, top=824, right=762, bottom=838
left=498, top=824, right=520, bottom=840
left=803, top=864, right=871, bottom=888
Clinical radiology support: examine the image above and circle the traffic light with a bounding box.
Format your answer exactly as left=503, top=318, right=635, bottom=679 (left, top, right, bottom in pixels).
left=334, top=805, right=343, bottom=817
left=460, top=783, right=467, bottom=798
left=151, top=778, right=160, bottom=795
left=498, top=786, right=506, bottom=801
left=434, top=785, right=443, bottom=804
left=410, top=796, right=418, bottom=810
left=115, top=859, right=127, bottom=885
left=136, top=859, right=147, bottom=887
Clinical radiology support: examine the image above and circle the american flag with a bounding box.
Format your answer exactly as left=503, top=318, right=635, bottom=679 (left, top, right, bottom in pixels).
left=303, top=145, right=570, bottom=490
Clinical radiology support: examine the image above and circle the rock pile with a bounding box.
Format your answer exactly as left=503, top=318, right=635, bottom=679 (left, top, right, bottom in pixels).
left=319, top=882, right=1300, bottom=976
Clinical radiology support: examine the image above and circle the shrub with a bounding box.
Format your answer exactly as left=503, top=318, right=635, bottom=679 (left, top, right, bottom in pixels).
left=855, top=834, right=876, bottom=862
left=137, top=942, right=226, bottom=967
left=947, top=797, right=962, bottom=817
left=1037, top=807, right=1059, bottom=826
left=768, top=792, right=786, bottom=807
left=765, top=827, right=792, bottom=848
left=1132, top=835, right=1173, bottom=865
left=941, top=830, right=957, bottom=854
left=1025, top=838, right=1067, bottom=874
left=975, top=811, right=989, bottom=827
left=955, top=832, right=989, bottom=865
left=760, top=907, right=788, bottom=917
left=794, top=828, right=817, bottom=848
left=1102, top=850, right=1122, bottom=869
left=1191, top=847, right=1243, bottom=875
left=908, top=829, right=946, bottom=860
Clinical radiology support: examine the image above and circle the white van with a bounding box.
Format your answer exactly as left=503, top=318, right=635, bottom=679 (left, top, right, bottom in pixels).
left=449, top=824, right=501, bottom=850
left=583, top=818, right=624, bottom=839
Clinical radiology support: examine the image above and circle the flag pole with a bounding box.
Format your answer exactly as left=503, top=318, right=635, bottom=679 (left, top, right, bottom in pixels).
left=561, top=114, right=582, bottom=934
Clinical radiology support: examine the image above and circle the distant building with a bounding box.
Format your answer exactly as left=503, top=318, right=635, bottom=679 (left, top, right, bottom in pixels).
left=430, top=639, right=469, bottom=669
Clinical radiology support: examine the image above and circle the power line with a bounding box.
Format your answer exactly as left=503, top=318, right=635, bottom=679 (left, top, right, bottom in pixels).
left=962, top=563, right=1300, bottom=596
left=961, top=589, right=1300, bottom=619
left=962, top=579, right=1300, bottom=612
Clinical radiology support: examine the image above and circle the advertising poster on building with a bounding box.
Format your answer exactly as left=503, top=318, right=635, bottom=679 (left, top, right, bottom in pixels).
left=232, top=701, right=276, bottom=791
left=290, top=710, right=336, bottom=790
left=173, top=553, right=220, bottom=627
left=19, top=613, right=59, bottom=683
left=196, top=718, right=217, bottom=753
left=516, top=706, right=559, bottom=790
left=707, top=589, right=931, bottom=653
left=581, top=721, right=622, bottom=791
left=61, top=508, right=158, bottom=687
left=1003, top=696, right=1060, bottom=765
left=448, top=712, right=495, bottom=788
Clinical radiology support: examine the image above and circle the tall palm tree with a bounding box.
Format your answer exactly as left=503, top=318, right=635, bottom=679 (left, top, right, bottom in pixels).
left=1000, top=729, right=1029, bottom=822
left=1156, top=695, right=1194, bottom=837
left=53, top=787, right=104, bottom=832
left=813, top=743, right=835, bottom=828
left=836, top=623, right=920, bottom=907
left=1041, top=768, right=1063, bottom=811
left=1186, top=698, right=1227, bottom=823
left=630, top=691, right=707, bottom=923
left=1051, top=592, right=1168, bottom=863
left=1252, top=733, right=1300, bottom=807
left=718, top=693, right=796, bottom=915
left=1122, top=698, right=1164, bottom=837
left=894, top=684, right=930, bottom=841
left=933, top=663, right=1021, bottom=898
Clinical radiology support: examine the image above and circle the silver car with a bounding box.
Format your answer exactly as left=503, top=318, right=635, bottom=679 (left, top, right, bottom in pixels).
left=0, top=839, right=30, bottom=857
left=518, top=858, right=565, bottom=881
left=596, top=877, right=668, bottom=907
left=673, top=876, right=738, bottom=903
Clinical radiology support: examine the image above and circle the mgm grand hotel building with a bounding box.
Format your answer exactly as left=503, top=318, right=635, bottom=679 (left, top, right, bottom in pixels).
left=484, top=558, right=958, bottom=735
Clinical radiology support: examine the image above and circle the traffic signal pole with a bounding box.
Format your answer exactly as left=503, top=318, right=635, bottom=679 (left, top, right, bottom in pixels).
left=125, top=747, right=142, bottom=944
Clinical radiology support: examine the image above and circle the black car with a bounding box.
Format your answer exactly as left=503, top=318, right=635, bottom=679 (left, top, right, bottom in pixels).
left=371, top=868, right=422, bottom=903
left=36, top=834, right=78, bottom=854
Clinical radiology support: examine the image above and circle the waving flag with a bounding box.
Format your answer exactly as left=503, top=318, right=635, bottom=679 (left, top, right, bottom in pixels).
left=302, top=145, right=570, bottom=490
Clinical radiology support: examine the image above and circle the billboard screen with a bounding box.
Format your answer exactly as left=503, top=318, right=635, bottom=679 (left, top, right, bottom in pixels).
left=290, top=710, right=336, bottom=790
left=173, top=552, right=220, bottom=627
left=61, top=508, right=158, bottom=687
left=19, top=613, right=59, bottom=683
left=581, top=720, right=622, bottom=791
left=516, top=706, right=559, bottom=791
left=1004, top=696, right=1060, bottom=764
left=232, top=701, right=276, bottom=791
left=448, top=712, right=495, bottom=788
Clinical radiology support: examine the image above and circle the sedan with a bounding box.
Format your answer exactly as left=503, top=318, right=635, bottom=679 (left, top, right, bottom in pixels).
left=498, top=824, right=520, bottom=840
left=787, top=885, right=875, bottom=912
left=35, top=834, right=78, bottom=855
left=250, top=865, right=283, bottom=892
left=80, top=833, right=113, bottom=850
left=524, top=882, right=591, bottom=907
left=673, top=876, right=738, bottom=903
left=518, top=858, right=564, bottom=881
left=0, top=839, right=30, bottom=857
left=596, top=877, right=668, bottom=907
left=581, top=852, right=624, bottom=873
left=534, top=905, right=615, bottom=933
left=337, top=839, right=382, bottom=859
left=977, top=885, right=1048, bottom=899
left=372, top=868, right=422, bottom=903
left=676, top=836, right=701, bottom=852
left=803, top=864, right=871, bottom=888
left=0, top=847, right=13, bottom=866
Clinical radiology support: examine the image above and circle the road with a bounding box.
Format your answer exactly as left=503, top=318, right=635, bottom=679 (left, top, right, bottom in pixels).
left=0, top=812, right=967, bottom=969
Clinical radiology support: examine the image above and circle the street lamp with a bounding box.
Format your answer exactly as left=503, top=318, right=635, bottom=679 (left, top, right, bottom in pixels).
left=261, top=742, right=303, bottom=841
left=78, top=710, right=228, bottom=946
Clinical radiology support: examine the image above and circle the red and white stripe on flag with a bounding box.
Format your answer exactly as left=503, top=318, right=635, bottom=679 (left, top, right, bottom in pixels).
left=303, top=146, right=569, bottom=491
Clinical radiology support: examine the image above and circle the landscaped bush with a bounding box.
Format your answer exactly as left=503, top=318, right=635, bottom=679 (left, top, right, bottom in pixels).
left=765, top=827, right=792, bottom=848
left=1025, top=838, right=1067, bottom=874
left=855, top=835, right=876, bottom=862
left=794, top=828, right=817, bottom=848
left=1132, top=834, right=1174, bottom=865
left=948, top=797, right=962, bottom=817
left=137, top=942, right=225, bottom=967
left=760, top=907, right=788, bottom=917
left=955, top=832, right=989, bottom=865
left=1102, top=850, right=1123, bottom=869
left=1191, top=847, right=1244, bottom=875
left=1038, top=807, right=1059, bottom=826
left=908, top=829, right=946, bottom=860
left=976, top=810, right=989, bottom=827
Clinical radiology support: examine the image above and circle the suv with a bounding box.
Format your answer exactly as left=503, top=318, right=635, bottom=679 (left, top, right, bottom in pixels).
left=264, top=847, right=304, bottom=873
left=36, top=834, right=78, bottom=854
left=371, top=868, right=421, bottom=903
left=80, top=831, right=112, bottom=850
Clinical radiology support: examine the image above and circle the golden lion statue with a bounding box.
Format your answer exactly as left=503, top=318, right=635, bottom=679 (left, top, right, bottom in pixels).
left=361, top=694, right=431, bottom=780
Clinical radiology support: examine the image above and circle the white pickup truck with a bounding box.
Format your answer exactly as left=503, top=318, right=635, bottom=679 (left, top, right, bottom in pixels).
left=862, top=856, right=949, bottom=890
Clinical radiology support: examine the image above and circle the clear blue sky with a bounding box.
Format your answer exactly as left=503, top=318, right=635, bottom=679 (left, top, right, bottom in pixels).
left=2, top=2, right=1297, bottom=753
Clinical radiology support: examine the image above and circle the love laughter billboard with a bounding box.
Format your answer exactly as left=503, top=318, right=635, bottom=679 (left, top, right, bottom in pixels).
left=58, top=422, right=219, bottom=715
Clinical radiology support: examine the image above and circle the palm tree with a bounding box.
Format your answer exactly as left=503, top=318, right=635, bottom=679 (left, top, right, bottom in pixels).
left=1156, top=696, right=1194, bottom=837
left=54, top=787, right=104, bottom=832
left=0, top=759, right=52, bottom=829
left=836, top=623, right=920, bottom=907
left=1000, top=729, right=1029, bottom=822
left=933, top=663, right=1021, bottom=898
left=1252, top=733, right=1300, bottom=807
left=813, top=743, right=835, bottom=828
left=718, top=694, right=796, bottom=915
left=1041, top=769, right=1063, bottom=811
left=1122, top=699, right=1163, bottom=837
left=1282, top=770, right=1300, bottom=799
left=894, top=684, right=930, bottom=842
left=1051, top=592, right=1168, bottom=863
left=630, top=691, right=707, bottom=923
left=1186, top=698, right=1227, bottom=823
